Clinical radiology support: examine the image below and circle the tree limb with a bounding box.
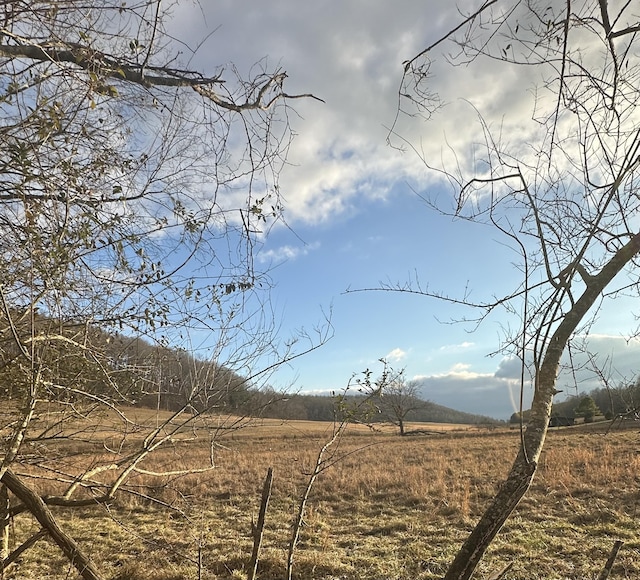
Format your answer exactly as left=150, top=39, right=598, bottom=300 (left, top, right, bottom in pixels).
left=1, top=469, right=105, bottom=580
left=444, top=231, right=640, bottom=580
left=402, top=0, right=498, bottom=71
left=0, top=42, right=323, bottom=111
left=0, top=42, right=223, bottom=88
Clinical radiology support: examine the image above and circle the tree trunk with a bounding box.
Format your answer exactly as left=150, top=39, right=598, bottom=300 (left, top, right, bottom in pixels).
left=444, top=232, right=640, bottom=580
left=0, top=484, right=8, bottom=567
left=0, top=469, right=104, bottom=580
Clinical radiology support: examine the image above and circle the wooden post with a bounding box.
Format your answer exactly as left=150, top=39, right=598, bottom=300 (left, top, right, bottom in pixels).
left=247, top=467, right=273, bottom=580
left=598, top=540, right=624, bottom=580
left=1, top=484, right=9, bottom=573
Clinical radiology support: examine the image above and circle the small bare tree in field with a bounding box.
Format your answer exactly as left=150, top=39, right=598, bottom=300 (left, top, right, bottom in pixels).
left=390, top=1, right=640, bottom=578
left=372, top=366, right=423, bottom=435
left=0, top=2, right=324, bottom=578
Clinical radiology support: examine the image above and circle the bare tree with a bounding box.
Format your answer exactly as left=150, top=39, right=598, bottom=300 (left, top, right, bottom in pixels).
left=0, top=2, right=324, bottom=578
left=377, top=368, right=423, bottom=435
left=390, top=1, right=640, bottom=578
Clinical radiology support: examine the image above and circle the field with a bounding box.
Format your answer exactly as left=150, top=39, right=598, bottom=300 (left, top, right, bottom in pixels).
left=4, top=416, right=640, bottom=580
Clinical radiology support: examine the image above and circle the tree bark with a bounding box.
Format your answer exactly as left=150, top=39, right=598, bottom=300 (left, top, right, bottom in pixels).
left=0, top=469, right=104, bottom=580
left=444, top=232, right=640, bottom=580
left=0, top=484, right=8, bottom=567
left=0, top=44, right=221, bottom=89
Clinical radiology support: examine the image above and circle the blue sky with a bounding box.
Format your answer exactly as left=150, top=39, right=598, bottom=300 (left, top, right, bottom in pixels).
left=167, top=1, right=640, bottom=419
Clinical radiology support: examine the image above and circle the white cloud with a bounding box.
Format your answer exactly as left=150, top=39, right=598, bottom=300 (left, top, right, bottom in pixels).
left=439, top=342, right=475, bottom=352
left=436, top=362, right=474, bottom=378
left=175, top=1, right=497, bottom=226
left=187, top=0, right=633, bottom=229
left=407, top=356, right=537, bottom=419
left=163, top=2, right=640, bottom=420
left=385, top=347, right=407, bottom=363
left=257, top=242, right=320, bottom=265
left=494, top=357, right=525, bottom=380
left=164, top=0, right=640, bottom=242
left=492, top=336, right=640, bottom=390
left=421, top=335, right=640, bottom=418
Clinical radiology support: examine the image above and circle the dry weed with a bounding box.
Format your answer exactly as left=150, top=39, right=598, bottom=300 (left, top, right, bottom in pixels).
left=4, top=419, right=640, bottom=579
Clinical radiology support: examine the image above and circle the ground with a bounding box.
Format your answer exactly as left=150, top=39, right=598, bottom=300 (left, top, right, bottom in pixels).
left=3, top=417, right=640, bottom=579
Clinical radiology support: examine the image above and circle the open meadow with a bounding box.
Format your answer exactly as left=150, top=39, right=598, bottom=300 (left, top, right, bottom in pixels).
left=4, top=415, right=640, bottom=580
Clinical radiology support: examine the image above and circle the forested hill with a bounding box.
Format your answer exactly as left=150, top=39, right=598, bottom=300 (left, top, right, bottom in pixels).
left=0, top=310, right=497, bottom=425
left=257, top=393, right=501, bottom=425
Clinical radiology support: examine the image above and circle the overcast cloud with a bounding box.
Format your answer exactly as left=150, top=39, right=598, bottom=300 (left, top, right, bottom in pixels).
left=177, top=1, right=540, bottom=225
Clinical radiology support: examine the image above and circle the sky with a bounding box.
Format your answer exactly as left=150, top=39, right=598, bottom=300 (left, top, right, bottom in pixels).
left=166, top=1, right=640, bottom=419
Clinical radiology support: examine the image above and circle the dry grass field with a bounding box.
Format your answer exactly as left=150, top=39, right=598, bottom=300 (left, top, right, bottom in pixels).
left=4, top=415, right=640, bottom=580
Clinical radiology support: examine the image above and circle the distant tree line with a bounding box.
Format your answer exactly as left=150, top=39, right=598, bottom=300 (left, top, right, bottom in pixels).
left=0, top=308, right=253, bottom=414
left=259, top=392, right=501, bottom=426
left=581, top=378, right=640, bottom=419
left=511, top=375, right=640, bottom=425
left=0, top=310, right=503, bottom=426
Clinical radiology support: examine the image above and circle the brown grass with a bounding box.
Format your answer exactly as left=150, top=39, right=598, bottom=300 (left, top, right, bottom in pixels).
left=4, top=417, right=640, bottom=580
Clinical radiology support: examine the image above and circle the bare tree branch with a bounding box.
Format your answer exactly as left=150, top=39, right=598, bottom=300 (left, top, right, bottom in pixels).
left=391, top=1, right=640, bottom=577
left=1, top=469, right=104, bottom=580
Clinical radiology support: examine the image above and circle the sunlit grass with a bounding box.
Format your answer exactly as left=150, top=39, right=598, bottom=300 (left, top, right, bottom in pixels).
left=5, top=417, right=640, bottom=579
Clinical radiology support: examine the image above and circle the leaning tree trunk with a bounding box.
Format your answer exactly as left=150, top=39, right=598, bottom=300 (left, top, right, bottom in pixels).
left=444, top=232, right=640, bottom=580
left=0, top=469, right=104, bottom=580
left=0, top=484, right=8, bottom=565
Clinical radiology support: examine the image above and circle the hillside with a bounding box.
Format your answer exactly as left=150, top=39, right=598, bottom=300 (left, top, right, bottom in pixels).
left=255, top=392, right=501, bottom=426
left=0, top=310, right=496, bottom=426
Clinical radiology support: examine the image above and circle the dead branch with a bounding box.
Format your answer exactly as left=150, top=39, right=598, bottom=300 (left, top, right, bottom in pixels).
left=1, top=529, right=48, bottom=572
left=1, top=469, right=104, bottom=580
left=402, top=0, right=499, bottom=72
left=487, top=561, right=513, bottom=580
left=0, top=41, right=322, bottom=111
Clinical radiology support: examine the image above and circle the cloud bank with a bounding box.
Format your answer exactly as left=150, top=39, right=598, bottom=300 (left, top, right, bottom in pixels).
left=412, top=335, right=640, bottom=419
